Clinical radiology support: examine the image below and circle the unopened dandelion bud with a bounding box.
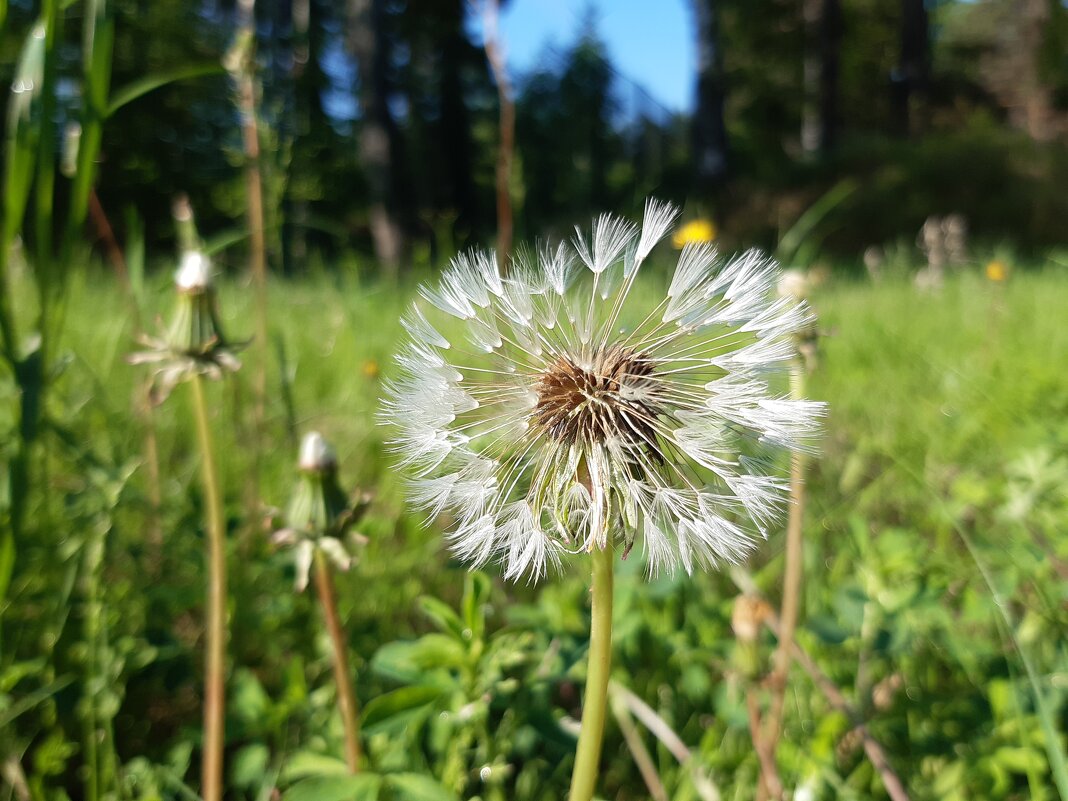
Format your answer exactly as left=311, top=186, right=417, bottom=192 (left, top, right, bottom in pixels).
left=278, top=433, right=370, bottom=591
left=287, top=432, right=370, bottom=539
left=287, top=460, right=349, bottom=539
left=167, top=250, right=231, bottom=357
left=299, top=431, right=338, bottom=473
left=176, top=250, right=213, bottom=292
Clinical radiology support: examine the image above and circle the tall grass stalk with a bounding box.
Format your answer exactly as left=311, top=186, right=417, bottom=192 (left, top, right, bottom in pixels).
left=312, top=550, right=362, bottom=772
left=567, top=542, right=614, bottom=801
left=189, top=374, right=228, bottom=801
left=230, top=0, right=270, bottom=462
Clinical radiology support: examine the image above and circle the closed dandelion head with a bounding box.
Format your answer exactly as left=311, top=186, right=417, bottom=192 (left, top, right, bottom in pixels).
left=128, top=250, right=246, bottom=402
left=273, top=431, right=371, bottom=592
left=381, top=199, right=825, bottom=582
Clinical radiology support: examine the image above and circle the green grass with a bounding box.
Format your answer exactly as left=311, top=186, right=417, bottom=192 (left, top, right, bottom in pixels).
left=3, top=265, right=1067, bottom=801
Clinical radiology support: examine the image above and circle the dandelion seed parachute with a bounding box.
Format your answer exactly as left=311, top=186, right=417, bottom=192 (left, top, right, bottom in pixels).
left=381, top=199, right=824, bottom=581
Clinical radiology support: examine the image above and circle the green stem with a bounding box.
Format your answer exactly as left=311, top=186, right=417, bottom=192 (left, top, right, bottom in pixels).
left=190, top=375, right=227, bottom=801
left=568, top=542, right=614, bottom=801
left=312, top=550, right=362, bottom=773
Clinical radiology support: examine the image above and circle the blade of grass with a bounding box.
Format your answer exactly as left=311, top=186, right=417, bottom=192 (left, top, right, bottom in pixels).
left=106, top=64, right=225, bottom=117
left=776, top=179, right=856, bottom=266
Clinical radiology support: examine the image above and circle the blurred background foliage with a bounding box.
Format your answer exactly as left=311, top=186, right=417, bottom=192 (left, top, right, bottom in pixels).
left=1, top=0, right=1067, bottom=272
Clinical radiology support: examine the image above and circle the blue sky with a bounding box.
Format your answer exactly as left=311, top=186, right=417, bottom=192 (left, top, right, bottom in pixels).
left=495, top=0, right=696, bottom=113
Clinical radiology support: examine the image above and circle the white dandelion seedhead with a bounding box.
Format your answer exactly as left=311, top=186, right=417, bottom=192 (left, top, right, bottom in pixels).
left=382, top=198, right=825, bottom=581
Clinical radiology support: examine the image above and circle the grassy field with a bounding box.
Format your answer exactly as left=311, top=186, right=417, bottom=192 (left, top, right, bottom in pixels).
left=3, top=264, right=1067, bottom=800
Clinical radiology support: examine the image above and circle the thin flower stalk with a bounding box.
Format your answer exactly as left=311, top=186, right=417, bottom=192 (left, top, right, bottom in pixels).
left=568, top=542, right=614, bottom=801
left=190, top=373, right=228, bottom=801
left=761, top=271, right=818, bottom=799
left=128, top=250, right=244, bottom=801
left=313, top=550, right=362, bottom=772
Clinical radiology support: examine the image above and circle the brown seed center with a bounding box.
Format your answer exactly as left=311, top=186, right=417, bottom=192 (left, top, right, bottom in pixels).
left=531, top=346, right=661, bottom=451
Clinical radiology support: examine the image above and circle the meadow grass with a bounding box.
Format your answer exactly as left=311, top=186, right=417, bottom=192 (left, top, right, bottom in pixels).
left=7, top=263, right=1065, bottom=799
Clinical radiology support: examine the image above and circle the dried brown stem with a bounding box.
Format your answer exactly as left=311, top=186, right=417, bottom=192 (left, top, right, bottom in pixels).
left=610, top=691, right=668, bottom=801
left=760, top=361, right=808, bottom=799
left=747, top=690, right=783, bottom=800
left=730, top=568, right=911, bottom=801
left=609, top=681, right=721, bottom=801
left=235, top=0, right=269, bottom=475
left=313, top=552, right=362, bottom=772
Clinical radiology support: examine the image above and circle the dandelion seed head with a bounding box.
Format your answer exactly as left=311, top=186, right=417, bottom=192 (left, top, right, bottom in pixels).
left=382, top=199, right=825, bottom=581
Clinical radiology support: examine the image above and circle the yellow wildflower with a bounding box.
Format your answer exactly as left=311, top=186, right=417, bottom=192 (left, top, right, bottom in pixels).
left=985, top=260, right=1008, bottom=282
left=672, top=218, right=716, bottom=249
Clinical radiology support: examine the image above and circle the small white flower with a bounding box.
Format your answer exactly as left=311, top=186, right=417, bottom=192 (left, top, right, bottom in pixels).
left=382, top=199, right=825, bottom=581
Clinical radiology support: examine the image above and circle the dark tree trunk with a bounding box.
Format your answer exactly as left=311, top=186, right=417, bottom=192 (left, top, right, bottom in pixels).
left=440, top=3, right=476, bottom=229
left=819, top=0, right=842, bottom=151
left=692, top=0, right=729, bottom=194
left=348, top=0, right=405, bottom=274
left=802, top=0, right=842, bottom=153
left=891, top=0, right=928, bottom=136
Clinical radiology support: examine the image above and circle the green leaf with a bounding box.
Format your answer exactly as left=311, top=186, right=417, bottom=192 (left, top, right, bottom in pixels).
left=280, top=751, right=351, bottom=783
left=384, top=774, right=460, bottom=801
left=463, top=572, right=491, bottom=638
left=995, top=746, right=1046, bottom=775
left=282, top=775, right=381, bottom=801
left=371, top=637, right=465, bottom=682
left=361, top=685, right=444, bottom=736
left=3, top=20, right=46, bottom=251
left=230, top=744, right=270, bottom=789
left=418, top=596, right=464, bottom=639
left=106, top=64, right=224, bottom=117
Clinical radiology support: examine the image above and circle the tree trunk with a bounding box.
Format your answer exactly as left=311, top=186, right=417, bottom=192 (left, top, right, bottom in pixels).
left=802, top=0, right=841, bottom=154
left=440, top=2, right=477, bottom=229
left=891, top=0, right=928, bottom=136
left=692, top=0, right=729, bottom=195
left=348, top=0, right=404, bottom=275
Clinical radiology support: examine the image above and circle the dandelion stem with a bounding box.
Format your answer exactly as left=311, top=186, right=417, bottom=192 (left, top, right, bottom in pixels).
left=312, top=550, right=362, bottom=773
left=190, top=374, right=227, bottom=801
left=568, top=541, right=614, bottom=801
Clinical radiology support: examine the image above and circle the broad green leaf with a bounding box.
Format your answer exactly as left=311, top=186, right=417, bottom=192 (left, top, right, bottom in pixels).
left=418, top=596, right=464, bottom=639
left=361, top=685, right=444, bottom=736
left=230, top=743, right=270, bottom=789
left=384, top=774, right=459, bottom=801
left=371, top=636, right=465, bottom=681
left=282, top=775, right=381, bottom=801
left=280, top=751, right=350, bottom=783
